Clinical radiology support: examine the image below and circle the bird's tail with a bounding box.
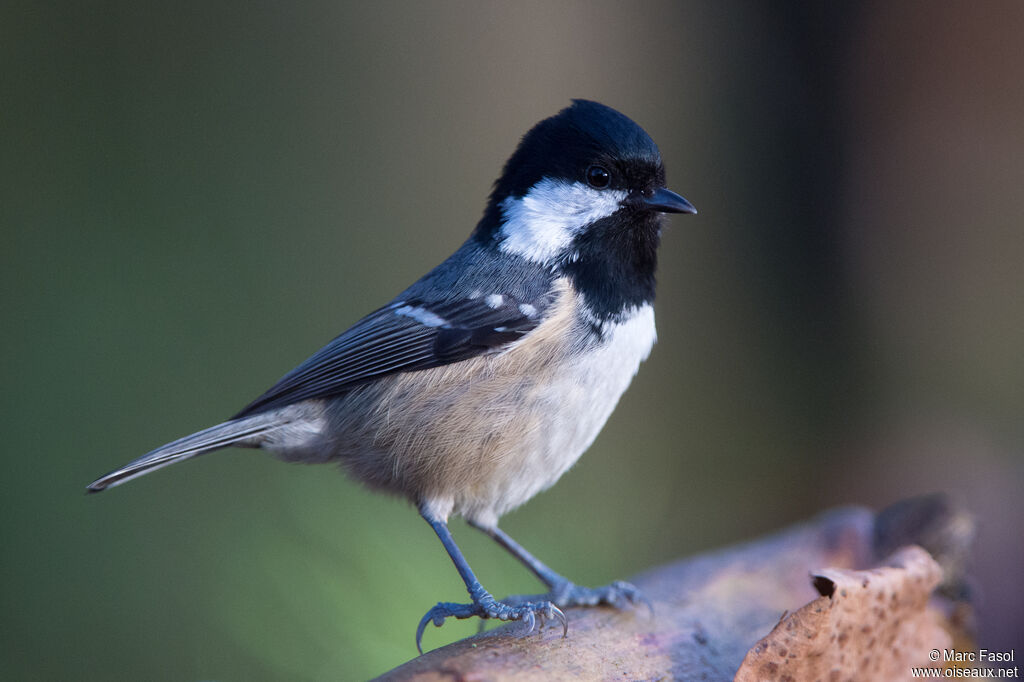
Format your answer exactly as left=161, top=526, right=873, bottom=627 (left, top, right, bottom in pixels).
left=87, top=415, right=279, bottom=493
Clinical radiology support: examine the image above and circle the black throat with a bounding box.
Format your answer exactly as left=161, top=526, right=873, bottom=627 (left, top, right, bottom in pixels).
left=559, top=209, right=661, bottom=323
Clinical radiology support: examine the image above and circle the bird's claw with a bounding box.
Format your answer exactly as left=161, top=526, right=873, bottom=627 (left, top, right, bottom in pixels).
left=416, top=598, right=567, bottom=654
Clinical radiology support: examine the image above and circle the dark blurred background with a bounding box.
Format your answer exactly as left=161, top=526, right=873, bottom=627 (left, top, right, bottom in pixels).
left=3, top=2, right=1022, bottom=679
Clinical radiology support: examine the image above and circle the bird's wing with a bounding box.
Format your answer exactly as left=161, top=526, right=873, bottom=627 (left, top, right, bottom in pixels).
left=233, top=291, right=553, bottom=418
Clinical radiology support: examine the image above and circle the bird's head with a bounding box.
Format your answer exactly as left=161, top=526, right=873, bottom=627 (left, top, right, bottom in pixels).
left=474, top=100, right=695, bottom=316
left=476, top=100, right=695, bottom=265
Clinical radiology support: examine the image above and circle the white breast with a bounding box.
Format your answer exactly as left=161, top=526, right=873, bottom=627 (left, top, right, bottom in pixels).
left=460, top=302, right=657, bottom=526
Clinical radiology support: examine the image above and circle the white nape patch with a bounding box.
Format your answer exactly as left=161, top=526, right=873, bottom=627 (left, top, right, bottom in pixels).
left=484, top=294, right=504, bottom=309
left=498, top=178, right=628, bottom=263
left=519, top=303, right=537, bottom=317
left=394, top=304, right=447, bottom=328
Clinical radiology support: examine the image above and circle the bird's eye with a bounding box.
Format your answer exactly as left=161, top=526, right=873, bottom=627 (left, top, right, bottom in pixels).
left=585, top=165, right=611, bottom=189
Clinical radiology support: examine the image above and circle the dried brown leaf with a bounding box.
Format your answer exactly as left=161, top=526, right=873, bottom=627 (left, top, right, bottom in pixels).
left=735, top=545, right=950, bottom=682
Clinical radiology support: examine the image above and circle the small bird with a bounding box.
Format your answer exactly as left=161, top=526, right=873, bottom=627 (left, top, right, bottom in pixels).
left=88, top=100, right=696, bottom=652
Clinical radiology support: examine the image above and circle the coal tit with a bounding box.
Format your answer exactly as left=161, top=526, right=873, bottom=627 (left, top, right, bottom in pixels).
left=88, top=99, right=696, bottom=652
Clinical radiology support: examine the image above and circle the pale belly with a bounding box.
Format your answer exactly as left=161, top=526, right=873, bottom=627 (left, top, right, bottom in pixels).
left=278, top=290, right=656, bottom=527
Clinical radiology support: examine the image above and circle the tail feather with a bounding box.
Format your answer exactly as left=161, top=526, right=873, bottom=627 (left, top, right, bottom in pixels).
left=87, top=417, right=278, bottom=492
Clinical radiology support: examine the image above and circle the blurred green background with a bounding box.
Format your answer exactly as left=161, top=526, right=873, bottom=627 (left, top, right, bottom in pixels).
left=3, top=1, right=1022, bottom=679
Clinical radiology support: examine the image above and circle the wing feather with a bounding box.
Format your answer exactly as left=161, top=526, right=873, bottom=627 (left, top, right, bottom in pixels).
left=233, top=290, right=553, bottom=418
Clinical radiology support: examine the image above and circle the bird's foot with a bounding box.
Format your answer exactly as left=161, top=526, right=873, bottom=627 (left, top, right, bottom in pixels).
left=416, top=595, right=566, bottom=654
left=552, top=579, right=650, bottom=611
left=508, top=579, right=651, bottom=613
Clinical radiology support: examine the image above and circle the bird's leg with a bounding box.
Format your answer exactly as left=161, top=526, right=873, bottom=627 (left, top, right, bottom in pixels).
left=468, top=520, right=650, bottom=613
left=415, top=508, right=566, bottom=654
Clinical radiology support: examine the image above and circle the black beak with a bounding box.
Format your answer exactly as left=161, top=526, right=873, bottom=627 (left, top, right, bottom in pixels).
left=642, top=187, right=697, bottom=215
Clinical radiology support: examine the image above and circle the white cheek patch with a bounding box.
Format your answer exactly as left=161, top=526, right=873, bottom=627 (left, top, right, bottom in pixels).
left=498, top=178, right=628, bottom=263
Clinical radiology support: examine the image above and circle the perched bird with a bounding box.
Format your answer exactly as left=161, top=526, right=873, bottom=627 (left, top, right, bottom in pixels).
left=88, top=99, right=696, bottom=652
